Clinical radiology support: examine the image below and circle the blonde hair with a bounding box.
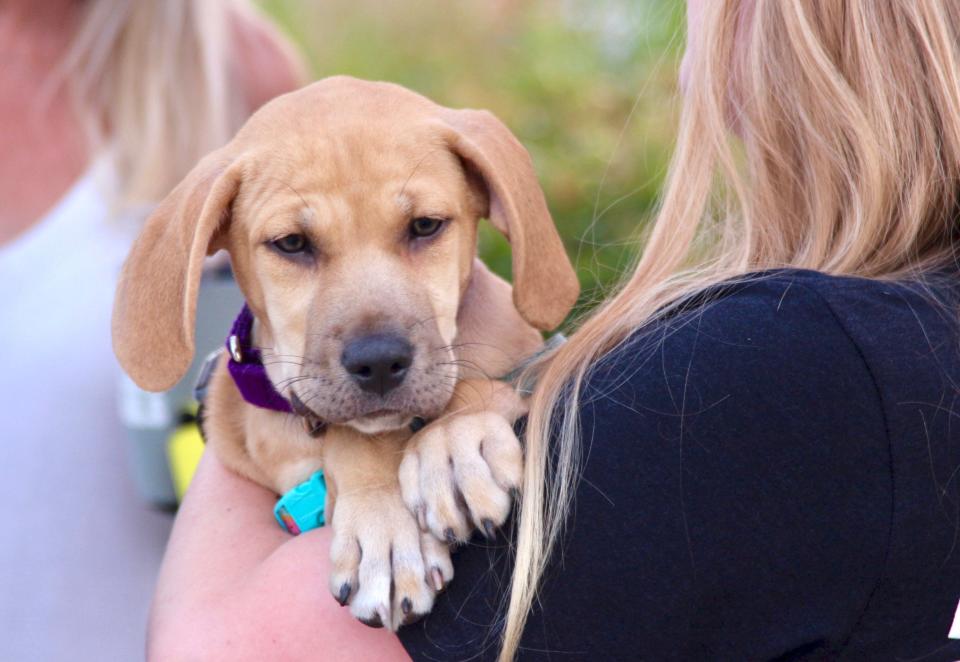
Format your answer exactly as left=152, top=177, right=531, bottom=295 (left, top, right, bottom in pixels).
left=502, top=1, right=960, bottom=659
left=57, top=0, right=273, bottom=208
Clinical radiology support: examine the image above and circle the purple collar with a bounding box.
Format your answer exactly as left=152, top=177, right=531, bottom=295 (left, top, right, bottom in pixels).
left=226, top=305, right=294, bottom=414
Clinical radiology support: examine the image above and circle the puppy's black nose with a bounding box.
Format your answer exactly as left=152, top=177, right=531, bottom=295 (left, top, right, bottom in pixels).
left=341, top=333, right=414, bottom=395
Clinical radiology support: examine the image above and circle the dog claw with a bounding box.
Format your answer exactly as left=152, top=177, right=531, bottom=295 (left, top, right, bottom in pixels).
left=402, top=610, right=425, bottom=626
left=444, top=528, right=457, bottom=544
left=481, top=518, right=496, bottom=540
left=401, top=597, right=412, bottom=615
left=430, top=566, right=445, bottom=592
left=336, top=582, right=351, bottom=606
left=359, top=612, right=383, bottom=629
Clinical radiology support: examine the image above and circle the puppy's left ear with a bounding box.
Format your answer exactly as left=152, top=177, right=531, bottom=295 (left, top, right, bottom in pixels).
left=441, top=109, right=579, bottom=331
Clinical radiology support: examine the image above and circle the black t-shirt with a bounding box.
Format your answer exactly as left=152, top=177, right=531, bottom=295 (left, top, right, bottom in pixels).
left=398, top=269, right=960, bottom=661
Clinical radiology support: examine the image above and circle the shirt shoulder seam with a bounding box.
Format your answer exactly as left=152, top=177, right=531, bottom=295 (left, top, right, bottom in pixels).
left=786, top=277, right=895, bottom=655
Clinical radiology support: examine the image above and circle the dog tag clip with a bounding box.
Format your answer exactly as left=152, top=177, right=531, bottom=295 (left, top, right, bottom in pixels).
left=228, top=334, right=243, bottom=363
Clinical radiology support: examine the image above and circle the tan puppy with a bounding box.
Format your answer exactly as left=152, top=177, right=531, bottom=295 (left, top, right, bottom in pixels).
left=112, top=76, right=579, bottom=629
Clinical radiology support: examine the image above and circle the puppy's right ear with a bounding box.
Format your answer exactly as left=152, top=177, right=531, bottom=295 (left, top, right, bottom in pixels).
left=112, top=150, right=242, bottom=391
left=439, top=109, right=579, bottom=331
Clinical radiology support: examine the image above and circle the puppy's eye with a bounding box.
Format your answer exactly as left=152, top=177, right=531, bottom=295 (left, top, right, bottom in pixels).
left=272, top=234, right=309, bottom=254
left=409, top=217, right=445, bottom=239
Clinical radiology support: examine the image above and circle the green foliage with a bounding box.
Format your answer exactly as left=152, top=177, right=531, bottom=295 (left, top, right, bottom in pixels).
left=260, top=0, right=685, bottom=310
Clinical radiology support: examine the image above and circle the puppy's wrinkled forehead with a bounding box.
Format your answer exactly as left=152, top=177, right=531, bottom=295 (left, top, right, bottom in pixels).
left=299, top=128, right=467, bottom=215
left=232, top=78, right=478, bottom=234
left=236, top=76, right=452, bottom=171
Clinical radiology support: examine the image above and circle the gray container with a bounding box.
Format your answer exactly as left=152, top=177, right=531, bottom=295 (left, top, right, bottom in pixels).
left=119, top=269, right=244, bottom=507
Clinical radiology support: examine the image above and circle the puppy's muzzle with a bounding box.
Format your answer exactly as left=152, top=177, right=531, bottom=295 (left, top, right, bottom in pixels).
left=341, top=333, right=414, bottom=396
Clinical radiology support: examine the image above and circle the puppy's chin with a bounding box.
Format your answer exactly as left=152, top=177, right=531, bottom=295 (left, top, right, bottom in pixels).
left=346, top=411, right=413, bottom=435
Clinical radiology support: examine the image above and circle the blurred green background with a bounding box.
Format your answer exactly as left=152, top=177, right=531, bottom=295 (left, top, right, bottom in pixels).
left=260, top=0, right=685, bottom=314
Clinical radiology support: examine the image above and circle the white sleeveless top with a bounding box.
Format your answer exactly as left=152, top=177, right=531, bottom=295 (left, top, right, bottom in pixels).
left=0, top=160, right=172, bottom=662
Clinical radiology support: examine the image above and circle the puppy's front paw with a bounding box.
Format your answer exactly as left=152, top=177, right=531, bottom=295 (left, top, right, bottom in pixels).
left=399, top=411, right=523, bottom=544
left=327, top=489, right=453, bottom=630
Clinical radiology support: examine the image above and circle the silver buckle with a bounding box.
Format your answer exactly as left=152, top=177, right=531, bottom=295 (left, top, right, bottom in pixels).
left=228, top=334, right=243, bottom=363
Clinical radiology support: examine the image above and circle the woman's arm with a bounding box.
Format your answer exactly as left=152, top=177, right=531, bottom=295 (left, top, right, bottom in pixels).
left=148, top=452, right=410, bottom=662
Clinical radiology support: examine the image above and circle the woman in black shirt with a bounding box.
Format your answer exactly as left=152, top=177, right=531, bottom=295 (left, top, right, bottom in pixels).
left=401, top=269, right=960, bottom=660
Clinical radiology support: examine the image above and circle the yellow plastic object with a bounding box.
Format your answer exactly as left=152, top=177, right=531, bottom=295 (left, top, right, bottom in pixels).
left=168, top=420, right=205, bottom=502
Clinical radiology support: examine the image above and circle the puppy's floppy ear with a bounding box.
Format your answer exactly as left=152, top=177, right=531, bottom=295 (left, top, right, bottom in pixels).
left=440, top=109, right=579, bottom=331
left=112, top=149, right=243, bottom=391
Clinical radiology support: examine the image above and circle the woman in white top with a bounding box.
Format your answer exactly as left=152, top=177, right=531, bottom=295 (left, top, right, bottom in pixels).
left=0, top=2, right=302, bottom=659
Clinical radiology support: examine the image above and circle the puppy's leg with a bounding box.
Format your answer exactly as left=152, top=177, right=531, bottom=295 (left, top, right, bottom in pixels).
left=399, top=378, right=526, bottom=543
left=202, top=360, right=278, bottom=488
left=322, top=427, right=450, bottom=630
